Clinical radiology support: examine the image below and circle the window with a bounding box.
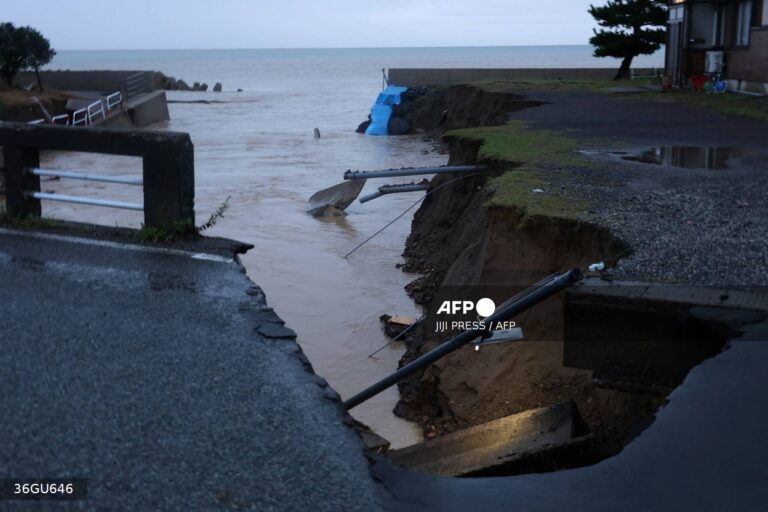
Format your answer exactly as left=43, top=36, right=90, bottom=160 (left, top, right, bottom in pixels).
left=734, top=0, right=752, bottom=47
left=669, top=5, right=685, bottom=23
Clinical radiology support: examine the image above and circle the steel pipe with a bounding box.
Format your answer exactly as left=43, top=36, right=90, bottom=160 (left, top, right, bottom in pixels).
left=343, top=269, right=583, bottom=410
left=29, top=192, right=143, bottom=211
left=32, top=168, right=143, bottom=186
left=344, top=164, right=486, bottom=180
left=359, top=183, right=431, bottom=204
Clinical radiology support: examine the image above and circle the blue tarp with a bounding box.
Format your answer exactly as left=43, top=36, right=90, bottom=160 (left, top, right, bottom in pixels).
left=365, top=85, right=408, bottom=136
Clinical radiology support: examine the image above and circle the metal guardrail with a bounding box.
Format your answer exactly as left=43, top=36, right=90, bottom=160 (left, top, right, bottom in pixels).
left=51, top=114, right=70, bottom=126
left=87, top=100, right=106, bottom=124
left=30, top=192, right=143, bottom=211
left=106, top=91, right=122, bottom=111
left=27, top=91, right=122, bottom=128
left=32, top=168, right=143, bottom=186
left=0, top=123, right=195, bottom=229
left=124, top=71, right=152, bottom=99
left=72, top=108, right=88, bottom=126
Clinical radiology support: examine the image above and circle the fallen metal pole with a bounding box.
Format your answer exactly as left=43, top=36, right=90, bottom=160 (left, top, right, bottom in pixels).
left=359, top=183, right=431, bottom=204
left=343, top=269, right=582, bottom=410
left=29, top=192, right=144, bottom=211
left=344, top=165, right=486, bottom=180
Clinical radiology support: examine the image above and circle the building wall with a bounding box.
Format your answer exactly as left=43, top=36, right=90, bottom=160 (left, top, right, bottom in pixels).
left=727, top=28, right=768, bottom=82
left=763, top=0, right=768, bottom=25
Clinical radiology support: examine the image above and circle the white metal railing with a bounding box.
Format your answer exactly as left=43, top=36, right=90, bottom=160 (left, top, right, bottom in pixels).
left=124, top=71, right=150, bottom=99
left=72, top=108, right=88, bottom=126
left=106, top=91, right=122, bottom=110
left=87, top=100, right=106, bottom=124
left=51, top=114, right=69, bottom=125
left=27, top=167, right=144, bottom=211
left=32, top=168, right=143, bottom=186
left=23, top=90, right=121, bottom=128
left=29, top=192, right=143, bottom=211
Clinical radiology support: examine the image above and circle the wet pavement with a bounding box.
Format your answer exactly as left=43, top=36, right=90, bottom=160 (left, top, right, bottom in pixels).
left=376, top=324, right=768, bottom=511
left=507, top=89, right=768, bottom=286
left=0, top=228, right=388, bottom=511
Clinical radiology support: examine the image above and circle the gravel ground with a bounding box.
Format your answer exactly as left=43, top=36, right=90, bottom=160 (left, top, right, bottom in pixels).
left=511, top=89, right=768, bottom=287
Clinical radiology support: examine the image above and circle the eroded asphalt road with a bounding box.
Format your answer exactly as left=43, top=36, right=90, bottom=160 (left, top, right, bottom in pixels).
left=0, top=228, right=388, bottom=511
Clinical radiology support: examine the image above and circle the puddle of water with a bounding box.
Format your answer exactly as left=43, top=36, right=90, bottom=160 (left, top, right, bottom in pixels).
left=582, top=146, right=741, bottom=170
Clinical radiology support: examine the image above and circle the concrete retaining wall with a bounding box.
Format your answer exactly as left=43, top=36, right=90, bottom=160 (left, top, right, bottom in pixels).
left=13, top=70, right=149, bottom=94
left=387, top=68, right=658, bottom=87
left=126, top=91, right=170, bottom=128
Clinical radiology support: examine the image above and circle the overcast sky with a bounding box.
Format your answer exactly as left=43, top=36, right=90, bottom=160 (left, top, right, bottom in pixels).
left=3, top=0, right=604, bottom=50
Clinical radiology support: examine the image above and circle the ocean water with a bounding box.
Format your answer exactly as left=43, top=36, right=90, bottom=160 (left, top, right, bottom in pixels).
left=48, top=46, right=664, bottom=93
left=39, top=46, right=663, bottom=447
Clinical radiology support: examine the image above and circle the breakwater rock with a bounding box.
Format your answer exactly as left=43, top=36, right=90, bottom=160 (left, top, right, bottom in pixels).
left=154, top=72, right=215, bottom=92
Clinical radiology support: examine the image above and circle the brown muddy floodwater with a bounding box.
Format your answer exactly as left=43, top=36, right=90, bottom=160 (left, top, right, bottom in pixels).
left=37, top=90, right=447, bottom=448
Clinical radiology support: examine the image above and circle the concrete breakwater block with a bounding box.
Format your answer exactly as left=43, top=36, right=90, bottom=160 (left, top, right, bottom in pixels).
left=389, top=401, right=588, bottom=477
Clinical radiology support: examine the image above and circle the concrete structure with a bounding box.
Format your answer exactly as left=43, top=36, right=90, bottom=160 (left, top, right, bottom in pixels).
left=125, top=90, right=171, bottom=127
left=666, top=0, right=768, bottom=92
left=387, top=68, right=659, bottom=87
left=0, top=124, right=193, bottom=229
left=13, top=70, right=151, bottom=95
left=390, top=402, right=589, bottom=477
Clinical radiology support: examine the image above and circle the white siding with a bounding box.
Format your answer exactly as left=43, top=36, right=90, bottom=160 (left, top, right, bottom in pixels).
left=764, top=0, right=768, bottom=26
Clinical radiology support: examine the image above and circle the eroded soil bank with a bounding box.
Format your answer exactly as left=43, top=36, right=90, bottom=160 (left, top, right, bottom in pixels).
left=0, top=90, right=70, bottom=123
left=389, top=83, right=768, bottom=467
left=396, top=134, right=663, bottom=459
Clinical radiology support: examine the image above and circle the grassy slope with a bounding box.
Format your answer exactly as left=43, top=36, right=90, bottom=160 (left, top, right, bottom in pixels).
left=446, top=121, right=590, bottom=220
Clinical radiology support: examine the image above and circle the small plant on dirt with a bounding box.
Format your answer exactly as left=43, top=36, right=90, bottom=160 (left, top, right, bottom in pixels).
left=136, top=224, right=171, bottom=244
left=135, top=196, right=231, bottom=244
left=197, top=196, right=231, bottom=233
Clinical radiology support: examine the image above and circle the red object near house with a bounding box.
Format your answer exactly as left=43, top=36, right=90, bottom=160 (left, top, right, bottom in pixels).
left=691, top=75, right=707, bottom=91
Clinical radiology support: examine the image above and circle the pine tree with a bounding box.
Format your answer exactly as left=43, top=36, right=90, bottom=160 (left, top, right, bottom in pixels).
left=588, top=0, right=667, bottom=80
left=0, top=23, right=55, bottom=90
left=21, top=27, right=56, bottom=91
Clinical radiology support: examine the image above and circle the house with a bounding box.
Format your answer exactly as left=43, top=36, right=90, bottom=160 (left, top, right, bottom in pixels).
left=666, top=0, right=768, bottom=93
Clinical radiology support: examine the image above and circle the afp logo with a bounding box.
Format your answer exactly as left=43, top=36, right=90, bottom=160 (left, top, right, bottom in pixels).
left=436, top=298, right=496, bottom=318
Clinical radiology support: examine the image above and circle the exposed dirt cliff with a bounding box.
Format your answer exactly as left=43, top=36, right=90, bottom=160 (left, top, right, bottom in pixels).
left=394, top=85, right=667, bottom=461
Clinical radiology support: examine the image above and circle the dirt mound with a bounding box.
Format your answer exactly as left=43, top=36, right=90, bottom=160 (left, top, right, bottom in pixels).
left=0, top=90, right=70, bottom=123
left=411, top=84, right=545, bottom=134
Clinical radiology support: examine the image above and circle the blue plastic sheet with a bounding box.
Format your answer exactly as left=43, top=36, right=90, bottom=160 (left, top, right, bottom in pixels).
left=365, top=85, right=408, bottom=136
